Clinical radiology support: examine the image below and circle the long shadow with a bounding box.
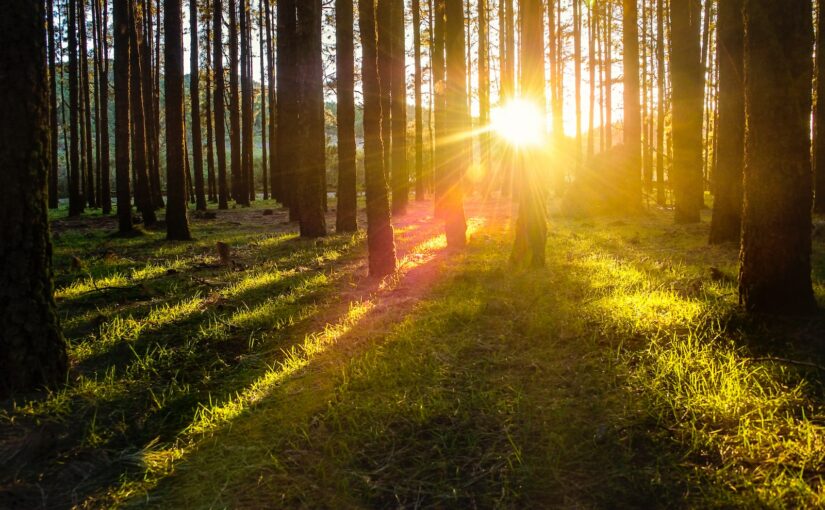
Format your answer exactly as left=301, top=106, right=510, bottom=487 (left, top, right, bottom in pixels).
left=135, top=225, right=730, bottom=509
left=0, top=233, right=367, bottom=509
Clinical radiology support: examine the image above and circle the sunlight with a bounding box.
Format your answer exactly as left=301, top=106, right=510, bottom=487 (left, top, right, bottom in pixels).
left=491, top=99, right=545, bottom=146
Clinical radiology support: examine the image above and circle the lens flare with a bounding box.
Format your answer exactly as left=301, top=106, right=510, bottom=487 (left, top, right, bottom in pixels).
left=491, top=99, right=545, bottom=146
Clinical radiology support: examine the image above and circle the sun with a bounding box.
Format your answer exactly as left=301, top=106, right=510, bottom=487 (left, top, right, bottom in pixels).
left=491, top=99, right=545, bottom=146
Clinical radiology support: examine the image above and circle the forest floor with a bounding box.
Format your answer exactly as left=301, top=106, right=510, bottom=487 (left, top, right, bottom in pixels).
left=2, top=196, right=825, bottom=508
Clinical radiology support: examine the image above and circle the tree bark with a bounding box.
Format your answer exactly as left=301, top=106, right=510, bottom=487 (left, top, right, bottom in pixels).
left=296, top=0, right=327, bottom=237
left=0, top=0, right=68, bottom=398
left=165, top=0, right=192, bottom=239
left=129, top=0, right=157, bottom=225
left=114, top=0, right=133, bottom=232
left=414, top=0, right=425, bottom=201
left=239, top=0, right=253, bottom=205
left=669, top=0, right=704, bottom=222
left=443, top=0, right=467, bottom=248
left=358, top=0, right=397, bottom=276
left=336, top=0, right=358, bottom=232
left=390, top=0, right=408, bottom=215
left=229, top=0, right=242, bottom=203
left=656, top=0, right=665, bottom=205
left=68, top=0, right=84, bottom=216
left=214, top=0, right=229, bottom=209
left=191, top=0, right=207, bottom=211
left=265, top=0, right=278, bottom=202
left=511, top=0, right=547, bottom=267
left=48, top=0, right=60, bottom=209
left=277, top=0, right=299, bottom=219
left=205, top=11, right=217, bottom=202
left=709, top=0, right=744, bottom=244
left=623, top=0, right=642, bottom=208
left=739, top=0, right=816, bottom=314
left=815, top=0, right=825, bottom=213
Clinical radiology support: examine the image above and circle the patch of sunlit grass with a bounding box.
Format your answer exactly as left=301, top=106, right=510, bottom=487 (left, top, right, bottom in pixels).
left=55, top=259, right=190, bottom=299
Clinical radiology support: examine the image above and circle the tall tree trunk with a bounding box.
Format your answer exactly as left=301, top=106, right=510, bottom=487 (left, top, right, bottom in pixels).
left=739, top=0, right=816, bottom=314
left=0, top=1, right=68, bottom=398
left=413, top=0, right=425, bottom=201
left=295, top=0, right=327, bottom=237
left=238, top=0, right=252, bottom=205
left=214, top=0, right=229, bottom=209
left=165, top=0, right=192, bottom=239
left=259, top=0, right=268, bottom=201
left=587, top=3, right=596, bottom=159
left=433, top=0, right=447, bottom=215
left=443, top=0, right=467, bottom=248
left=68, top=0, right=84, bottom=216
left=114, top=0, right=133, bottom=232
left=48, top=0, right=60, bottom=209
left=190, top=0, right=207, bottom=211
left=277, top=0, right=299, bottom=219
left=80, top=0, right=97, bottom=208
left=229, top=0, right=242, bottom=203
left=265, top=0, right=278, bottom=202
left=815, top=0, right=825, bottom=213
left=656, top=0, right=665, bottom=205
left=669, top=0, right=703, bottom=222
left=573, top=0, right=582, bottom=173
left=141, top=0, right=163, bottom=209
left=604, top=0, right=612, bottom=148
left=205, top=12, right=217, bottom=202
left=478, top=0, right=491, bottom=197
left=512, top=0, right=547, bottom=267
left=377, top=0, right=393, bottom=182
left=623, top=0, right=642, bottom=208
left=336, top=0, right=358, bottom=232
left=549, top=0, right=563, bottom=145
left=97, top=0, right=112, bottom=213
left=358, top=0, right=397, bottom=276
left=390, top=0, right=408, bottom=215
left=709, top=0, right=744, bottom=244
left=129, top=0, right=157, bottom=225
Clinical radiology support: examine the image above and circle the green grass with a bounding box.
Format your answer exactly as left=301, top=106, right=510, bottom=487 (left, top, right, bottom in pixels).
left=3, top=202, right=825, bottom=508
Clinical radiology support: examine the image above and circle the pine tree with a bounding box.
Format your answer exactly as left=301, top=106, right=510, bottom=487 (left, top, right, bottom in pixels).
left=191, top=0, right=207, bottom=211
left=165, top=0, right=193, bottom=240
left=0, top=0, right=68, bottom=398
left=358, top=0, right=397, bottom=276
left=739, top=0, right=816, bottom=314
left=443, top=0, right=467, bottom=248
left=709, top=0, right=744, bottom=244
left=390, top=0, right=408, bottom=215
left=214, top=0, right=229, bottom=209
left=114, top=0, right=133, bottom=233
left=336, top=0, right=358, bottom=232
left=623, top=0, right=642, bottom=208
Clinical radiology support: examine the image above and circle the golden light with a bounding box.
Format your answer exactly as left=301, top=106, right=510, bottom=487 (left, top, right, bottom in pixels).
left=491, top=99, right=545, bottom=146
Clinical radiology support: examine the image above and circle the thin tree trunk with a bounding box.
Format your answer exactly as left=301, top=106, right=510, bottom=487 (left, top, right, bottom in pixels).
left=414, top=0, right=425, bottom=201
left=377, top=0, right=393, bottom=180
left=48, top=0, right=60, bottom=209
left=709, top=0, right=744, bottom=244
left=190, top=0, right=207, bottom=211
left=443, top=0, right=467, bottom=248
left=0, top=1, right=68, bottom=397
left=358, top=0, right=397, bottom=276
left=114, top=0, right=133, bottom=232
left=229, top=0, right=242, bottom=203
left=815, top=0, right=825, bottom=213
left=512, top=0, right=547, bottom=267
left=205, top=13, right=217, bottom=202
left=656, top=0, right=665, bottom=205
left=478, top=0, right=491, bottom=196
left=587, top=2, right=596, bottom=159
left=165, top=0, right=192, bottom=239
left=214, top=0, right=229, bottom=209
left=259, top=0, right=268, bottom=201
left=296, top=0, right=327, bottom=237
left=623, top=0, right=642, bottom=208
left=129, top=0, right=157, bottom=225
left=433, top=0, right=447, bottom=214
left=68, top=0, right=84, bottom=216
left=336, top=0, right=358, bottom=232
left=573, top=0, right=582, bottom=173
left=239, top=0, right=252, bottom=205
left=265, top=0, right=278, bottom=202
left=80, top=0, right=97, bottom=208
left=670, top=0, right=703, bottom=222
left=277, top=0, right=299, bottom=219
left=142, top=0, right=163, bottom=209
